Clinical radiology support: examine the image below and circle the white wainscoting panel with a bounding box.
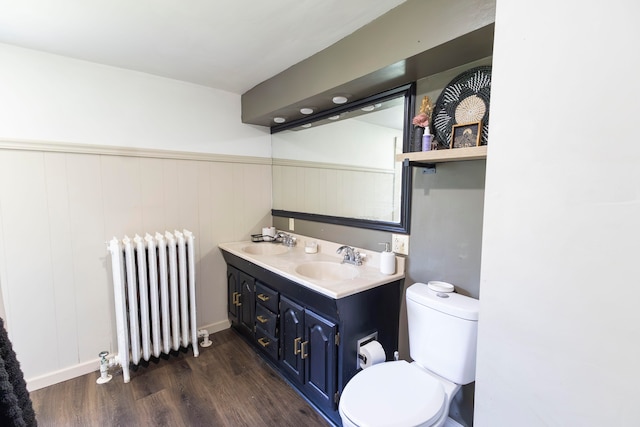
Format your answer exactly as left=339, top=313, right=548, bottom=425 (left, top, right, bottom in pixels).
left=0, top=144, right=272, bottom=389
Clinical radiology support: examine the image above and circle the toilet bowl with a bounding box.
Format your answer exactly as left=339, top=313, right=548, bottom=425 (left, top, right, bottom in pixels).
left=338, top=360, right=460, bottom=427
left=339, top=283, right=479, bottom=427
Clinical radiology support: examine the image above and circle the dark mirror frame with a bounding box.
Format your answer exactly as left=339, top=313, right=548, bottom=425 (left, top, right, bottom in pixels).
left=271, top=82, right=416, bottom=234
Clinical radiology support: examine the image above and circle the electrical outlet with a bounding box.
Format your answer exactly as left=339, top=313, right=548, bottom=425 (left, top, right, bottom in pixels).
left=391, top=233, right=409, bottom=255
left=289, top=218, right=295, bottom=231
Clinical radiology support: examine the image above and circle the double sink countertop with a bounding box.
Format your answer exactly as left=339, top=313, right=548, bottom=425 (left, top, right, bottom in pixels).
left=218, top=233, right=405, bottom=299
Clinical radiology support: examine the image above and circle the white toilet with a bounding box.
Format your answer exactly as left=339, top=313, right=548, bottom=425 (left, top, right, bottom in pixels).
left=338, top=282, right=479, bottom=427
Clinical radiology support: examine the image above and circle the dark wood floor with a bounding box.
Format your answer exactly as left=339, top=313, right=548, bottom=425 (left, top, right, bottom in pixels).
left=30, top=328, right=331, bottom=427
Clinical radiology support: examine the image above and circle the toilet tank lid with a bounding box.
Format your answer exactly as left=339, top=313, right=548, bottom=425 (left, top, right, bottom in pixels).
left=407, top=283, right=479, bottom=321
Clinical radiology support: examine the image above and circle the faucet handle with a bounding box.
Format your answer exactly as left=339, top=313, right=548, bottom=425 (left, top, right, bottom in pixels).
left=353, top=250, right=364, bottom=266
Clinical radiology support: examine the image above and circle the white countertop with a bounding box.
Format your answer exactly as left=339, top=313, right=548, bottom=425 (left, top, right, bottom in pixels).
left=218, top=233, right=405, bottom=299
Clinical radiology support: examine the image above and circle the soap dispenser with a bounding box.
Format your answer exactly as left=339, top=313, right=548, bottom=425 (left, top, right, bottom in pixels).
left=379, top=243, right=396, bottom=275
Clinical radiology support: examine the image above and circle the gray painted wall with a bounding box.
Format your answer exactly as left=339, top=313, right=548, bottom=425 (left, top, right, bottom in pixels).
left=405, top=161, right=485, bottom=299
left=272, top=216, right=393, bottom=251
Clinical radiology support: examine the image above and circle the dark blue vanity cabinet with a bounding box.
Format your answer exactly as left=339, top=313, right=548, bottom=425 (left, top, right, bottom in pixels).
left=221, top=249, right=402, bottom=426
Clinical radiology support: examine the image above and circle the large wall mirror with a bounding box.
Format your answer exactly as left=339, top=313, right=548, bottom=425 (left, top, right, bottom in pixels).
left=271, top=83, right=416, bottom=233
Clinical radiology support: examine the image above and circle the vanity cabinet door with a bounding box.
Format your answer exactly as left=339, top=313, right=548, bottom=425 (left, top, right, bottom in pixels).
left=303, top=310, right=337, bottom=412
left=238, top=272, right=255, bottom=337
left=280, top=296, right=338, bottom=411
left=227, top=266, right=255, bottom=338
left=280, top=296, right=305, bottom=384
left=227, top=266, right=240, bottom=325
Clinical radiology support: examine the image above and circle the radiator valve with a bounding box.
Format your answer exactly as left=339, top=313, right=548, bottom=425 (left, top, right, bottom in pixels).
left=198, top=329, right=212, bottom=348
left=96, top=351, right=112, bottom=384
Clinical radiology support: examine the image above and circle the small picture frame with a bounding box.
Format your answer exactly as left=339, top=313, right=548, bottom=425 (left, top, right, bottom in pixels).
left=450, top=121, right=482, bottom=149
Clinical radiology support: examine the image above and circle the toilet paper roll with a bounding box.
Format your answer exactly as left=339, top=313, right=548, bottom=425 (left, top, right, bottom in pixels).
left=262, top=227, right=276, bottom=241
left=359, top=340, right=386, bottom=369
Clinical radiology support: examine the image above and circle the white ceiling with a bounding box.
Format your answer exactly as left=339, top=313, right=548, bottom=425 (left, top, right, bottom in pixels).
left=0, top=0, right=407, bottom=94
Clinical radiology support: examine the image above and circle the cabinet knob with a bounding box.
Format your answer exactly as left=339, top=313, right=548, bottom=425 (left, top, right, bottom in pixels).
left=257, top=293, right=270, bottom=302
left=294, top=337, right=302, bottom=355
left=258, top=337, right=270, bottom=347
left=256, top=315, right=268, bottom=324
left=301, top=341, right=309, bottom=359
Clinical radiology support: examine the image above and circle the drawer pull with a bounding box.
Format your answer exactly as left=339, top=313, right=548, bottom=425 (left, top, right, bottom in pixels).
left=258, top=337, right=270, bottom=347
left=301, top=340, right=309, bottom=359
left=256, top=315, right=268, bottom=324
left=294, top=337, right=302, bottom=355
left=232, top=292, right=240, bottom=306
left=257, top=293, right=270, bottom=302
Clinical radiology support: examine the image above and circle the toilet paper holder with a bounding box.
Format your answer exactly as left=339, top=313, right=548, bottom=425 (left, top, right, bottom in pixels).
left=356, top=332, right=378, bottom=369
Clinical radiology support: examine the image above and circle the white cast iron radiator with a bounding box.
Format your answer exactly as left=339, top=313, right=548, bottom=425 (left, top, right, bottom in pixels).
left=107, top=230, right=198, bottom=383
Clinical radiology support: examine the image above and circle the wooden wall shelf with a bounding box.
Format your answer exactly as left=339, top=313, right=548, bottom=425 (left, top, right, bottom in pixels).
left=397, top=145, right=487, bottom=165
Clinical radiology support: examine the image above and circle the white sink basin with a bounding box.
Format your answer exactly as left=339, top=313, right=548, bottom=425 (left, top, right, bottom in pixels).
left=241, top=244, right=289, bottom=256
left=295, top=261, right=358, bottom=281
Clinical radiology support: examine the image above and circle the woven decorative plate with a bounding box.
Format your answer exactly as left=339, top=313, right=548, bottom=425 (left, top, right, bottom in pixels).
left=432, top=66, right=491, bottom=147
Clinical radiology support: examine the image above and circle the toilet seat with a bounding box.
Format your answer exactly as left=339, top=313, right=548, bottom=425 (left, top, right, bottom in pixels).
left=339, top=360, right=446, bottom=427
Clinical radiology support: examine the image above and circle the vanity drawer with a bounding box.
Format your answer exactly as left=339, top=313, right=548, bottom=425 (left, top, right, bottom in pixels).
left=255, top=304, right=278, bottom=336
left=255, top=282, right=279, bottom=313
left=255, top=328, right=279, bottom=360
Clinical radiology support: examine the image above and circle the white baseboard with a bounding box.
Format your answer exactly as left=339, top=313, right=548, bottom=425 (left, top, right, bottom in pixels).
left=26, top=358, right=100, bottom=391
left=26, top=320, right=231, bottom=391
left=198, top=319, right=231, bottom=336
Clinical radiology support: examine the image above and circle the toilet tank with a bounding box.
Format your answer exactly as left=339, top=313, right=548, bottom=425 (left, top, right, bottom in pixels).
left=406, top=282, right=479, bottom=385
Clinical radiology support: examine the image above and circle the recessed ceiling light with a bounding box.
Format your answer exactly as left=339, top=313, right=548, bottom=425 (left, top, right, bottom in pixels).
left=332, top=96, right=348, bottom=104
left=300, top=108, right=314, bottom=115
left=273, top=117, right=286, bottom=123
left=361, top=105, right=375, bottom=112
left=328, top=115, right=340, bottom=120
left=301, top=123, right=312, bottom=128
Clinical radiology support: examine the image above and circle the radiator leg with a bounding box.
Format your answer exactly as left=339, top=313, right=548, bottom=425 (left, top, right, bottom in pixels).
left=96, top=351, right=112, bottom=384
left=198, top=329, right=212, bottom=348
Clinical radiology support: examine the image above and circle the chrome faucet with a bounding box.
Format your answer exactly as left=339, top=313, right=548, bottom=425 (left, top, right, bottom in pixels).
left=336, top=245, right=363, bottom=266
left=276, top=231, right=297, bottom=247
